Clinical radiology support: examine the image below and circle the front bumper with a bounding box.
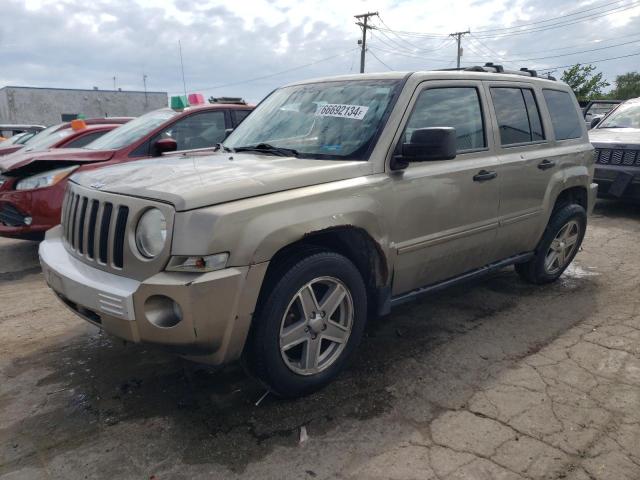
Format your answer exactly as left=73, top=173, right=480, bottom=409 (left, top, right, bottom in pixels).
left=39, top=226, right=268, bottom=364
left=594, top=165, right=640, bottom=200
left=0, top=180, right=66, bottom=239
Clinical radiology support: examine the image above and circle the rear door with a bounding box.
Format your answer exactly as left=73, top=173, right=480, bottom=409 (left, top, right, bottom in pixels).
left=485, top=82, right=555, bottom=259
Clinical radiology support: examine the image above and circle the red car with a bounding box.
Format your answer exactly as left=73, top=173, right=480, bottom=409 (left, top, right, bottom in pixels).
left=0, top=118, right=132, bottom=157
left=0, top=102, right=253, bottom=240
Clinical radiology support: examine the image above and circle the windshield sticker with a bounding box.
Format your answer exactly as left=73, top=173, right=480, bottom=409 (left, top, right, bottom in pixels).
left=315, top=104, right=369, bottom=120
left=321, top=144, right=342, bottom=151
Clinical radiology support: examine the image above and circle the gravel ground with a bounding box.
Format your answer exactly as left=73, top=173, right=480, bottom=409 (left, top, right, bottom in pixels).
left=1, top=200, right=639, bottom=480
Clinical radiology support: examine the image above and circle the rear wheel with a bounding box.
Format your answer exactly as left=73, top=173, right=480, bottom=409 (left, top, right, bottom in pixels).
left=245, top=251, right=367, bottom=398
left=516, top=204, right=587, bottom=284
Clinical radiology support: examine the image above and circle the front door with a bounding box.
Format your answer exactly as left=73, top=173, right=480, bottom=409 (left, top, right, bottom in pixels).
left=389, top=81, right=501, bottom=296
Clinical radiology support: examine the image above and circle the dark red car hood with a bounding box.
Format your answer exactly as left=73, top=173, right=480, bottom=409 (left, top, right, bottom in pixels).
left=0, top=144, right=24, bottom=157
left=0, top=148, right=117, bottom=173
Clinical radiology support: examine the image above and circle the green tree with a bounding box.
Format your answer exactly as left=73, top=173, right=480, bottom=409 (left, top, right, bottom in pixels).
left=608, top=72, right=640, bottom=100
left=561, top=64, right=610, bottom=101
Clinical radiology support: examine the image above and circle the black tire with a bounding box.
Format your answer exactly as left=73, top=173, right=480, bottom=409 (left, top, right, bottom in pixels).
left=516, top=203, right=587, bottom=284
left=245, top=251, right=367, bottom=398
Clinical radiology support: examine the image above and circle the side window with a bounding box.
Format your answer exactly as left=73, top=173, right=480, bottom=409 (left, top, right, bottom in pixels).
left=543, top=89, right=583, bottom=140
left=155, top=111, right=227, bottom=151
left=233, top=110, right=251, bottom=126
left=491, top=87, right=545, bottom=145
left=405, top=87, right=485, bottom=151
left=64, top=131, right=108, bottom=148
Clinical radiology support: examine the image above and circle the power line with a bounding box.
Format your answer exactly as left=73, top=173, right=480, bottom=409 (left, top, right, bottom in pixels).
left=473, top=2, right=640, bottom=38
left=372, top=26, right=423, bottom=53
left=185, top=48, right=358, bottom=93
left=501, top=37, right=640, bottom=63
left=532, top=50, right=640, bottom=70
left=468, top=35, right=512, bottom=66
left=367, top=45, right=459, bottom=64
left=375, top=16, right=454, bottom=53
left=491, top=30, right=640, bottom=56
left=372, top=1, right=639, bottom=40
left=370, top=25, right=449, bottom=39
left=368, top=49, right=395, bottom=71
left=474, top=0, right=628, bottom=33
left=370, top=29, right=454, bottom=58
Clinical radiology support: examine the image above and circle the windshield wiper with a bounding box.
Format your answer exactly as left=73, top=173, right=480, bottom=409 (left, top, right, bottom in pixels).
left=233, top=143, right=299, bottom=157
left=215, top=143, right=233, bottom=153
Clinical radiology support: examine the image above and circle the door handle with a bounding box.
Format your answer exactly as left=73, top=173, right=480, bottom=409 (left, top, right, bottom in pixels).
left=473, top=170, right=498, bottom=182
left=538, top=159, right=556, bottom=170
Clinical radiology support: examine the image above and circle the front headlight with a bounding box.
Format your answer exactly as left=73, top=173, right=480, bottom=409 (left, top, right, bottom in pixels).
left=135, top=208, right=167, bottom=258
left=15, top=166, right=78, bottom=191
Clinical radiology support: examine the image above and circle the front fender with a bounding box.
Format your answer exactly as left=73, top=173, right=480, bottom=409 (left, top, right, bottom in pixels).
left=171, top=175, right=391, bottom=267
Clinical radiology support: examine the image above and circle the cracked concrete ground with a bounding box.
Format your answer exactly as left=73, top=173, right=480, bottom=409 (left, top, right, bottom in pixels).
left=1, top=200, right=639, bottom=480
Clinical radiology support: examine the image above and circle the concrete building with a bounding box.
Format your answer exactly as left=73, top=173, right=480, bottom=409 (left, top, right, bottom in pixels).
left=0, top=86, right=168, bottom=126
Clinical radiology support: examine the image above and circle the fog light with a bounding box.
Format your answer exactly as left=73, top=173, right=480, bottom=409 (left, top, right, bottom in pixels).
left=24, top=216, right=32, bottom=226
left=144, top=295, right=183, bottom=328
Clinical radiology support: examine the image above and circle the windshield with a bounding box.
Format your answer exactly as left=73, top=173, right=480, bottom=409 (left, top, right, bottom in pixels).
left=22, top=127, right=75, bottom=152
left=0, top=133, right=25, bottom=146
left=17, top=123, right=59, bottom=148
left=224, top=79, right=402, bottom=160
left=599, top=102, right=640, bottom=129
left=85, top=109, right=177, bottom=150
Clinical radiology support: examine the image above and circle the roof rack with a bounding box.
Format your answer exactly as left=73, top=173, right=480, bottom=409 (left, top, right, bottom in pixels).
left=209, top=96, right=247, bottom=105
left=439, top=63, right=556, bottom=81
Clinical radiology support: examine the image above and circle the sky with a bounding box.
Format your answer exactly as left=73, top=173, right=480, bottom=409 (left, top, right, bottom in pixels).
left=1, top=0, right=639, bottom=102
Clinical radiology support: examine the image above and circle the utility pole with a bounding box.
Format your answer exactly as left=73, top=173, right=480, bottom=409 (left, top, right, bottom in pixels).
left=178, top=40, right=187, bottom=97
left=450, top=30, right=470, bottom=69
left=142, top=73, right=148, bottom=107
left=113, top=76, right=116, bottom=90
left=355, top=12, right=378, bottom=74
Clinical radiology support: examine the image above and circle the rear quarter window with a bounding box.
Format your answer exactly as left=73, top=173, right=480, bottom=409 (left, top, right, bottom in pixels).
left=543, top=89, right=583, bottom=141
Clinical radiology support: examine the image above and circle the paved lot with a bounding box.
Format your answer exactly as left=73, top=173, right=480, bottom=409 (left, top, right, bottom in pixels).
left=1, top=201, right=639, bottom=480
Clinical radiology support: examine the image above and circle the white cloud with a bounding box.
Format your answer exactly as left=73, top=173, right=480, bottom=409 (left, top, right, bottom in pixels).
left=1, top=0, right=639, bottom=102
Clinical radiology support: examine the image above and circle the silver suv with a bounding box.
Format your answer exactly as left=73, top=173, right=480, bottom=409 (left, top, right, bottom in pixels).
left=40, top=67, right=597, bottom=397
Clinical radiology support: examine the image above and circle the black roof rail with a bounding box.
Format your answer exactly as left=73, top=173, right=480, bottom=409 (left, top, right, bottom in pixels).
left=437, top=63, right=557, bottom=81
left=209, top=96, right=247, bottom=105
left=483, top=62, right=505, bottom=72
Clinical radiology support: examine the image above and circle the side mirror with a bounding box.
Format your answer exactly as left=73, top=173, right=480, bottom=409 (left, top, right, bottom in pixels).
left=154, top=138, right=178, bottom=156
left=392, top=127, right=457, bottom=170
left=590, top=116, right=602, bottom=129
left=224, top=128, right=234, bottom=139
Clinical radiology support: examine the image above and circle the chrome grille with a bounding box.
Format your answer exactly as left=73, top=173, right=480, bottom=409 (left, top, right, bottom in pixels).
left=61, top=182, right=174, bottom=280
left=594, top=148, right=640, bottom=167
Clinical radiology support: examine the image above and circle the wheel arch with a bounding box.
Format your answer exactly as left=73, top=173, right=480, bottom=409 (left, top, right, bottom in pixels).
left=255, top=225, right=390, bottom=321
left=552, top=185, right=588, bottom=212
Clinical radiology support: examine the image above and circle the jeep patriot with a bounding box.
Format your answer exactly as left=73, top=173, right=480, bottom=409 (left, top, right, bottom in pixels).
left=39, top=66, right=597, bottom=397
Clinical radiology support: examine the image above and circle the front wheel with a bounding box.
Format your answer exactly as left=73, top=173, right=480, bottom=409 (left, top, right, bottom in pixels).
left=245, top=251, right=367, bottom=398
left=516, top=204, right=587, bottom=284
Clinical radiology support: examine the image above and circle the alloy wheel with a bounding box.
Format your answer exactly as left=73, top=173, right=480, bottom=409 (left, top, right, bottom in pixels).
left=544, top=219, right=580, bottom=275
left=279, top=276, right=354, bottom=376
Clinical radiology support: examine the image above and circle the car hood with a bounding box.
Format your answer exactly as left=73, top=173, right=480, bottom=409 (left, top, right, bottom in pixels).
left=72, top=153, right=372, bottom=211
left=589, top=128, right=640, bottom=146
left=0, top=144, right=23, bottom=157
left=0, top=148, right=116, bottom=174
